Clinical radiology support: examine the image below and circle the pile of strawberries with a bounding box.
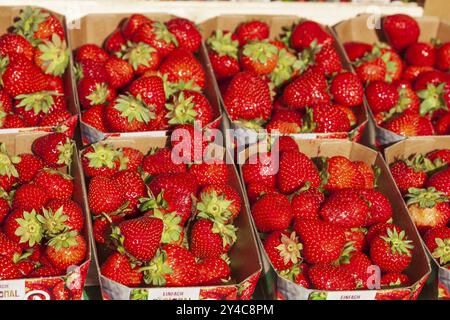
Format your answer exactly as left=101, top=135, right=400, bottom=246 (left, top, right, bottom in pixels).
left=344, top=14, right=450, bottom=136
left=390, top=149, right=450, bottom=269
left=206, top=19, right=364, bottom=135
left=0, top=8, right=72, bottom=129
left=0, top=133, right=87, bottom=299
left=84, top=133, right=243, bottom=288
left=77, top=14, right=218, bottom=134
left=243, top=136, right=414, bottom=291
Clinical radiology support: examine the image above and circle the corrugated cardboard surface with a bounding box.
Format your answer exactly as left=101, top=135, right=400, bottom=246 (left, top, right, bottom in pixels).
left=238, top=139, right=430, bottom=300
left=81, top=135, right=261, bottom=300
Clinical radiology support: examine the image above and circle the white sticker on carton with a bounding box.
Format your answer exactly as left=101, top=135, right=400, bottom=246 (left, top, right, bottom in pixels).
left=147, top=287, right=201, bottom=300
left=325, top=291, right=377, bottom=301
left=0, top=280, right=26, bottom=300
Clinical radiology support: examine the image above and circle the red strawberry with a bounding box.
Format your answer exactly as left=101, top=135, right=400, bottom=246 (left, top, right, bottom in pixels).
left=31, top=133, right=74, bottom=168
left=436, top=42, right=450, bottom=71
left=427, top=167, right=450, bottom=197
left=81, top=105, right=107, bottom=132
left=0, top=33, right=34, bottom=60
left=366, top=223, right=402, bottom=245
left=330, top=72, right=364, bottom=107
left=321, top=156, right=365, bottom=191
left=0, top=194, right=10, bottom=225
left=77, top=78, right=116, bottom=110
left=43, top=199, right=84, bottom=234
left=1, top=113, right=26, bottom=129
left=121, top=41, right=160, bottom=75
left=413, top=70, right=447, bottom=91
left=166, top=18, right=201, bottom=53
left=339, top=251, right=372, bottom=289
left=423, top=226, right=450, bottom=266
left=33, top=169, right=73, bottom=200
left=354, top=161, right=376, bottom=189
left=75, top=44, right=109, bottom=63
left=13, top=8, right=64, bottom=42
left=189, top=161, right=228, bottom=187
left=129, top=75, right=166, bottom=111
left=44, top=232, right=86, bottom=271
left=15, top=153, right=43, bottom=184
left=434, top=113, right=450, bottom=135
left=263, top=231, right=302, bottom=271
left=289, top=20, right=333, bottom=51
left=366, top=81, right=399, bottom=114
left=75, top=59, right=107, bottom=83
left=33, top=34, right=70, bottom=76
left=132, top=21, right=177, bottom=58
left=190, top=219, right=236, bottom=258
left=88, top=176, right=126, bottom=216
left=277, top=150, right=321, bottom=194
left=197, top=184, right=241, bottom=224
left=360, top=189, right=393, bottom=226
left=122, top=147, right=143, bottom=171
left=383, top=14, right=420, bottom=52
left=207, top=30, right=240, bottom=80
left=355, top=58, right=387, bottom=84
left=402, top=65, right=434, bottom=82
left=405, top=42, right=436, bottom=67
left=381, top=273, right=411, bottom=288
left=427, top=149, right=450, bottom=165
left=142, top=147, right=186, bottom=178
left=266, top=109, right=302, bottom=134
left=93, top=213, right=124, bottom=244
left=291, top=186, right=324, bottom=221
left=389, top=156, right=430, bottom=194
left=3, top=209, right=43, bottom=248
left=170, top=124, right=212, bottom=163
left=0, top=232, right=22, bottom=260
left=304, top=104, right=351, bottom=133
left=235, top=21, right=269, bottom=46
left=245, top=182, right=278, bottom=205
left=39, top=110, right=71, bottom=127
left=384, top=111, right=434, bottom=137
left=104, top=29, right=126, bottom=54
left=240, top=40, right=278, bottom=75
left=101, top=252, right=143, bottom=287
left=104, top=57, right=134, bottom=89
left=344, top=228, right=367, bottom=252
left=242, top=151, right=276, bottom=187
left=223, top=71, right=272, bottom=123
left=12, top=184, right=49, bottom=212
left=344, top=42, right=372, bottom=62
left=52, top=281, right=70, bottom=300
left=0, top=255, right=22, bottom=280
left=81, top=143, right=125, bottom=178
left=121, top=14, right=151, bottom=40
left=308, top=264, right=356, bottom=291
left=197, top=257, right=231, bottom=285
left=311, top=44, right=343, bottom=76
left=294, top=219, right=346, bottom=264
left=370, top=228, right=413, bottom=273
left=114, top=170, right=146, bottom=215
left=166, top=90, right=213, bottom=126
left=251, top=193, right=292, bottom=233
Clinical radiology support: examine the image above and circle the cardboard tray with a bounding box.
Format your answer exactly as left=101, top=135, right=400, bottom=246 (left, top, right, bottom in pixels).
left=0, top=6, right=79, bottom=137
left=199, top=14, right=369, bottom=150
left=334, top=14, right=450, bottom=148
left=68, top=13, right=222, bottom=145
left=81, top=135, right=262, bottom=300
left=238, top=139, right=431, bottom=300
left=0, top=131, right=91, bottom=300
left=385, top=137, right=450, bottom=299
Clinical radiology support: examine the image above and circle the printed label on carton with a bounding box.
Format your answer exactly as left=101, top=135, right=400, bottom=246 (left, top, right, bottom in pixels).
left=0, top=280, right=25, bottom=300
left=326, top=291, right=377, bottom=301
left=147, top=287, right=201, bottom=300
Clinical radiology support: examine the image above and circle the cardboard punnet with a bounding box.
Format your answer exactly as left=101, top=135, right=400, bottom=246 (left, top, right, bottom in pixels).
left=0, top=6, right=79, bottom=137
left=334, top=14, right=450, bottom=148
left=81, top=135, right=261, bottom=300
left=68, top=13, right=222, bottom=145
left=199, top=14, right=369, bottom=151
left=385, top=137, right=450, bottom=299
left=238, top=139, right=431, bottom=300
left=0, top=132, right=91, bottom=300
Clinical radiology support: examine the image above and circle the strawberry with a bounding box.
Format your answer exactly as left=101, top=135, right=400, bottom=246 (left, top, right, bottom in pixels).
left=390, top=156, right=430, bottom=194
left=0, top=193, right=10, bottom=225
left=101, top=252, right=143, bottom=287
left=0, top=232, right=22, bottom=260
left=197, top=257, right=231, bottom=285
left=165, top=90, right=213, bottom=126
left=45, top=231, right=86, bottom=271
left=339, top=251, right=372, bottom=289
left=263, top=231, right=302, bottom=271
left=384, top=111, right=434, bottom=137
left=93, top=213, right=123, bottom=244
left=33, top=168, right=73, bottom=200
left=75, top=44, right=109, bottom=63
left=33, top=34, right=69, bottom=76
left=121, top=14, right=151, bottom=40
left=381, top=273, right=411, bottom=288
left=129, top=75, right=166, bottom=111
left=235, top=21, right=269, bottom=46
left=0, top=33, right=34, bottom=61
left=114, top=170, right=146, bottom=215
left=43, top=199, right=84, bottom=235
left=13, top=8, right=65, bottom=43
left=166, top=18, right=201, bottom=53
left=29, top=264, right=63, bottom=278
left=197, top=184, right=241, bottom=224
left=291, top=185, right=324, bottom=221
left=1, top=113, right=26, bottom=129
left=122, top=147, right=143, bottom=171
left=242, top=151, right=276, bottom=187
left=0, top=255, right=22, bottom=280
left=148, top=172, right=198, bottom=199
left=190, top=219, right=236, bottom=259
left=251, top=193, right=292, bottom=233
left=413, top=69, right=447, bottom=91
left=12, top=184, right=49, bottom=212
left=15, top=153, right=43, bottom=184
left=268, top=48, right=302, bottom=88
left=435, top=113, right=450, bottom=135
left=272, top=136, right=299, bottom=154
left=81, top=105, right=107, bottom=132
left=3, top=209, right=44, bottom=248
left=366, top=223, right=402, bottom=245
left=31, top=133, right=74, bottom=168
left=308, top=264, right=356, bottom=291
left=132, top=21, right=177, bottom=58
left=121, top=41, right=160, bottom=75
left=406, top=187, right=450, bottom=232
left=77, top=78, right=116, bottom=110
left=142, top=244, right=199, bottom=287
left=436, top=42, right=450, bottom=71
left=360, top=189, right=393, bottom=226
left=344, top=42, right=372, bottom=62
left=330, top=72, right=364, bottom=107
left=277, top=150, right=321, bottom=194
left=104, top=56, right=134, bottom=89
left=366, top=81, right=399, bottom=114
left=320, top=189, right=369, bottom=228
left=245, top=182, right=277, bottom=205
left=88, top=176, right=126, bottom=216
left=354, top=161, right=376, bottom=189
left=223, top=71, right=272, bottom=124
left=321, top=156, right=365, bottom=191
left=81, top=143, right=125, bottom=178
left=158, top=49, right=205, bottom=89
left=189, top=161, right=228, bottom=187
left=370, top=228, right=413, bottom=273
left=74, top=59, right=107, bottom=83
left=405, top=42, right=436, bottom=67
left=383, top=14, right=420, bottom=52
left=289, top=20, right=333, bottom=51
left=142, top=147, right=186, bottom=177
left=311, top=44, right=343, bottom=76
left=427, top=167, right=450, bottom=197
left=207, top=30, right=240, bottom=80
left=104, top=29, right=126, bottom=54
left=294, top=219, right=346, bottom=264
left=39, top=110, right=71, bottom=127
left=303, top=104, right=351, bottom=133
left=355, top=58, right=387, bottom=84
left=266, top=109, right=302, bottom=134
left=402, top=65, right=434, bottom=82
left=240, top=40, right=278, bottom=75
left=427, top=149, right=450, bottom=165
left=344, top=228, right=367, bottom=252
left=423, top=227, right=450, bottom=266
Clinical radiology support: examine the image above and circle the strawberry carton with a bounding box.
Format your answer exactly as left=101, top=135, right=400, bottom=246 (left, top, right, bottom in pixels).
left=0, top=131, right=91, bottom=300
left=334, top=14, right=450, bottom=148
left=80, top=133, right=261, bottom=300
left=199, top=14, right=369, bottom=152
left=68, top=13, right=222, bottom=145
left=385, top=137, right=450, bottom=299
left=238, top=137, right=430, bottom=300
left=0, top=6, right=79, bottom=137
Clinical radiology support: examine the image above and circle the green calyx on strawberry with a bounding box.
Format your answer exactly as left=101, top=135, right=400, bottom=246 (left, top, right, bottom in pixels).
left=47, top=230, right=79, bottom=250
left=122, top=41, right=156, bottom=71
left=417, top=83, right=447, bottom=117
left=130, top=289, right=149, bottom=300
left=356, top=44, right=397, bottom=83
left=212, top=221, right=238, bottom=248
left=85, top=143, right=125, bottom=170
left=138, top=190, right=167, bottom=212
left=15, top=209, right=44, bottom=247
left=153, top=22, right=178, bottom=46
left=276, top=232, right=303, bottom=266
left=207, top=30, right=239, bottom=59
left=149, top=209, right=182, bottom=245
left=242, top=40, right=278, bottom=64
left=380, top=228, right=414, bottom=257
left=404, top=153, right=445, bottom=174
left=73, top=62, right=83, bottom=82
left=196, top=190, right=234, bottom=224
left=12, top=7, right=50, bottom=44
left=56, top=136, right=75, bottom=167
left=406, top=187, right=449, bottom=208
left=15, top=90, right=61, bottom=115
left=269, top=48, right=302, bottom=88
left=86, top=83, right=111, bottom=106
left=299, top=107, right=318, bottom=133
left=431, top=237, right=450, bottom=266
left=114, top=93, right=155, bottom=124
left=296, top=39, right=322, bottom=71
left=336, top=241, right=357, bottom=265
left=140, top=249, right=173, bottom=286
left=0, top=143, right=20, bottom=178
left=39, top=206, right=70, bottom=237
left=37, top=34, right=70, bottom=76
left=378, top=87, right=413, bottom=122
left=233, top=118, right=266, bottom=131
left=165, top=92, right=197, bottom=125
